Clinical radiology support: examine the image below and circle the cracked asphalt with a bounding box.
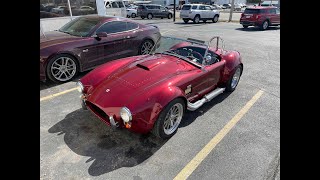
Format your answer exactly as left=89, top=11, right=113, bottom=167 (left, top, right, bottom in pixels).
left=40, top=19, right=280, bottom=179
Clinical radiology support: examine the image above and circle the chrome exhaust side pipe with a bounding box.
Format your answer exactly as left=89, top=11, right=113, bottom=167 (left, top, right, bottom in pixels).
left=187, top=88, right=225, bottom=111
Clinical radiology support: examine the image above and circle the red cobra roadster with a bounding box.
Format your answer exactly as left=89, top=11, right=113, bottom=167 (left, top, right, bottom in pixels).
left=77, top=36, right=243, bottom=139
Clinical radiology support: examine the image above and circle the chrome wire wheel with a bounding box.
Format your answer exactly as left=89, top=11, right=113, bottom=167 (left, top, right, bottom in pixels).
left=231, top=67, right=241, bottom=89
left=140, top=40, right=154, bottom=55
left=50, top=56, right=76, bottom=82
left=163, top=103, right=183, bottom=135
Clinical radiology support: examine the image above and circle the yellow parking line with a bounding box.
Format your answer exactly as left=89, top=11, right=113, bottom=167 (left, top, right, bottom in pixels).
left=40, top=87, right=78, bottom=102
left=174, top=90, right=264, bottom=180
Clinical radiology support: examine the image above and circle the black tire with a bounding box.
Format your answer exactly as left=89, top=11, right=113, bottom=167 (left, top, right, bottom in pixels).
left=203, top=20, right=207, bottom=23
left=46, top=54, right=79, bottom=83
left=152, top=98, right=185, bottom=139
left=131, top=13, right=136, bottom=18
left=168, top=13, right=172, bottom=19
left=213, top=15, right=219, bottom=23
left=225, top=65, right=242, bottom=92
left=183, top=19, right=189, bottom=23
left=127, top=15, right=130, bottom=18
left=193, top=15, right=200, bottom=24
left=141, top=16, right=145, bottom=19
left=260, top=20, right=269, bottom=30
left=138, top=39, right=154, bottom=55
left=147, top=13, right=153, bottom=19
left=243, top=25, right=248, bottom=28
left=161, top=17, right=163, bottom=19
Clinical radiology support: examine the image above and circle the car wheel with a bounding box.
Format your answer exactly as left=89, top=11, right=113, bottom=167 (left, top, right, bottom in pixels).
left=260, top=20, right=269, bottom=30
left=141, top=16, right=145, bottom=19
left=139, top=40, right=154, bottom=55
left=193, top=15, right=200, bottom=24
left=168, top=13, right=172, bottom=19
left=131, top=13, right=136, bottom=18
left=213, top=15, right=219, bottom=23
left=242, top=25, right=248, bottom=28
left=225, top=65, right=242, bottom=92
left=127, top=14, right=130, bottom=18
left=46, top=54, right=78, bottom=83
left=152, top=98, right=185, bottom=139
left=183, top=19, right=189, bottom=23
left=147, top=13, right=153, bottom=19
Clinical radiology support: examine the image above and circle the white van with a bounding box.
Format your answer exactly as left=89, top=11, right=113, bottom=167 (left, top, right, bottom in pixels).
left=104, top=0, right=127, bottom=17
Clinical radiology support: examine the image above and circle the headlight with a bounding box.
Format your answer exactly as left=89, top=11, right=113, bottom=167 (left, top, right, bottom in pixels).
left=76, top=81, right=84, bottom=93
left=120, top=107, right=132, bottom=122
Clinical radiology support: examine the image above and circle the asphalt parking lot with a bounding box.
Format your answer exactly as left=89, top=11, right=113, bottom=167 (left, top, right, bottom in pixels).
left=40, top=19, right=280, bottom=180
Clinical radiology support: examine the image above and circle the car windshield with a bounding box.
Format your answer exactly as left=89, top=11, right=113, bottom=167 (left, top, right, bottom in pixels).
left=59, top=17, right=100, bottom=37
left=151, top=36, right=210, bottom=67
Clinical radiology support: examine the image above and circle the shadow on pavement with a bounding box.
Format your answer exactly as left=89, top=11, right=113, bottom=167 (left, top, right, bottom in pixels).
left=235, top=26, right=280, bottom=31
left=48, top=109, right=167, bottom=176
left=48, top=91, right=231, bottom=176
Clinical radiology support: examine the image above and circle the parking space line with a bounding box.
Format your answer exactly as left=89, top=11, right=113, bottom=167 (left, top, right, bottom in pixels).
left=40, top=87, right=78, bottom=102
left=173, top=90, right=264, bottom=180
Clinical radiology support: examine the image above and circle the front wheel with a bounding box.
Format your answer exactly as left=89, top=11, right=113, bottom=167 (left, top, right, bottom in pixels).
left=168, top=13, right=172, bottom=19
left=193, top=15, right=200, bottom=24
left=152, top=98, right=185, bottom=139
left=225, top=65, right=242, bottom=92
left=46, top=54, right=78, bottom=83
left=131, top=13, right=136, bottom=18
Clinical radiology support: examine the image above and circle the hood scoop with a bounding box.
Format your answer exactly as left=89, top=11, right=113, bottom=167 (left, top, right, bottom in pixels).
left=136, top=60, right=165, bottom=71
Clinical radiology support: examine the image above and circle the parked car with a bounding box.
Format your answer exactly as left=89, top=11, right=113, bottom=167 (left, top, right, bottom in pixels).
left=137, top=4, right=173, bottom=19
left=240, top=6, right=280, bottom=30
left=126, top=6, right=137, bottom=18
left=180, top=4, right=220, bottom=24
left=50, top=6, right=67, bottom=14
left=72, top=6, right=96, bottom=16
left=40, top=15, right=161, bottom=82
left=211, top=4, right=222, bottom=10
left=40, top=11, right=63, bottom=19
left=77, top=36, right=243, bottom=139
left=165, top=4, right=179, bottom=10
left=222, top=4, right=232, bottom=9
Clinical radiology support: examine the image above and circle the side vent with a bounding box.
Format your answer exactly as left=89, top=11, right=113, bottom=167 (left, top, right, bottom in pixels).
left=136, top=64, right=150, bottom=71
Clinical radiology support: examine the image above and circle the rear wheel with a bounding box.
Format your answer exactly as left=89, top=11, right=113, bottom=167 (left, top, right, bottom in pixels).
left=213, top=15, right=219, bottom=23
left=46, top=54, right=78, bottom=83
left=183, top=19, right=189, bottom=23
left=242, top=25, right=248, bottom=28
left=193, top=15, right=200, bottom=24
left=139, top=40, right=154, bottom=55
left=225, top=65, right=242, bottom=92
left=152, top=98, right=185, bottom=139
left=147, top=13, right=153, bottom=19
left=260, top=20, right=269, bottom=30
left=168, top=13, right=172, bottom=19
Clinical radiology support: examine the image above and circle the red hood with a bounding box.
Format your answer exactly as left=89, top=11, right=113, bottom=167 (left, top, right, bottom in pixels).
left=86, top=54, right=196, bottom=111
left=40, top=31, right=83, bottom=49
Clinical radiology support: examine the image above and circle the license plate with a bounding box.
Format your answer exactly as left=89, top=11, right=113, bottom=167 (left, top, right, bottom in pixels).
left=246, top=15, right=251, bottom=18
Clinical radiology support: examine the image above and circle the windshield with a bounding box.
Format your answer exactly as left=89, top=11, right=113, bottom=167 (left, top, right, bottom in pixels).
left=152, top=36, right=210, bottom=67
left=59, top=17, right=100, bottom=37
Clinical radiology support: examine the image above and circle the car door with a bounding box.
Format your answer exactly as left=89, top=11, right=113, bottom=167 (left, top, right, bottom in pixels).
left=122, top=21, right=139, bottom=56
left=159, top=6, right=167, bottom=17
left=205, top=6, right=212, bottom=19
left=199, top=5, right=206, bottom=18
left=268, top=8, right=277, bottom=25
left=86, top=21, right=129, bottom=68
left=204, top=57, right=225, bottom=90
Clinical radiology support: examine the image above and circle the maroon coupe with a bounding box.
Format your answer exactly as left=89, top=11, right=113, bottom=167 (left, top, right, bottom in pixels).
left=40, top=15, right=161, bottom=82
left=77, top=36, right=243, bottom=139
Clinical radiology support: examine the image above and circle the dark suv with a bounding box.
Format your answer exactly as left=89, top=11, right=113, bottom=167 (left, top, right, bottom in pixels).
left=137, top=4, right=173, bottom=19
left=240, top=6, right=280, bottom=30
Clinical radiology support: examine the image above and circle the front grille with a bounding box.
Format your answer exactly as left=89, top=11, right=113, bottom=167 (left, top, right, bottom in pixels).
left=86, top=101, right=110, bottom=125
